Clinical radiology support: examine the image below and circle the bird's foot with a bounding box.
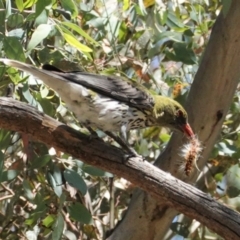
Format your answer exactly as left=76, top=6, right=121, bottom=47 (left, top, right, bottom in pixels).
left=123, top=153, right=144, bottom=163
left=104, top=131, right=144, bottom=162
left=88, top=133, right=99, bottom=141
left=85, top=126, right=101, bottom=141
left=5, top=83, right=14, bottom=98
left=123, top=147, right=145, bottom=163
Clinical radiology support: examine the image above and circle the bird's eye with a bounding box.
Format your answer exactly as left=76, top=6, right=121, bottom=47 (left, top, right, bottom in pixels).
left=176, top=109, right=184, bottom=117
left=176, top=109, right=186, bottom=125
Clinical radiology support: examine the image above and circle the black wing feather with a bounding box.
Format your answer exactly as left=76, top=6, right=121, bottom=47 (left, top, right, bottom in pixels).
left=43, top=65, right=155, bottom=110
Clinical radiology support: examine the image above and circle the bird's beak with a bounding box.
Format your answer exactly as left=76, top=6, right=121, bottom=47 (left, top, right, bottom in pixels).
left=181, top=123, right=194, bottom=138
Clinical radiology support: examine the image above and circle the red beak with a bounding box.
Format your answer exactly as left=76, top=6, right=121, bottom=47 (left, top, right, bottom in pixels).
left=181, top=123, right=194, bottom=138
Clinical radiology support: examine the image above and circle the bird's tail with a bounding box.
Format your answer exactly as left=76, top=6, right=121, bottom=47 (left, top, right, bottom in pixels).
left=0, top=58, right=67, bottom=87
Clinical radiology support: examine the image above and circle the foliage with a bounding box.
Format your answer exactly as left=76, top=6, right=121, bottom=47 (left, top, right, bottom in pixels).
left=0, top=0, right=239, bottom=239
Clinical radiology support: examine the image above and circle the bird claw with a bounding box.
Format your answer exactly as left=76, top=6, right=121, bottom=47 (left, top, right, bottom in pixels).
left=88, top=132, right=99, bottom=140
left=122, top=150, right=145, bottom=163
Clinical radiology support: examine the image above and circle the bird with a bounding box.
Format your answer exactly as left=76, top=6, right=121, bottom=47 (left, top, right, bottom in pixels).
left=0, top=58, right=194, bottom=157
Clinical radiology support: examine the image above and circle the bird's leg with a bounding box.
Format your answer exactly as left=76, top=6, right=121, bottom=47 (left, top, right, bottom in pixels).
left=85, top=126, right=98, bottom=138
left=105, top=131, right=141, bottom=159
left=5, top=83, right=14, bottom=97
left=82, top=125, right=102, bottom=141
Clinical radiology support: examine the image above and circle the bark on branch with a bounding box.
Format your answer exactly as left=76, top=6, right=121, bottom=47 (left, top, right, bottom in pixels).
left=0, top=97, right=239, bottom=239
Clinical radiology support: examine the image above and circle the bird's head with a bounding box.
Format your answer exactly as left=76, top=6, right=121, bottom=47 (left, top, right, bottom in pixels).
left=153, top=96, right=194, bottom=138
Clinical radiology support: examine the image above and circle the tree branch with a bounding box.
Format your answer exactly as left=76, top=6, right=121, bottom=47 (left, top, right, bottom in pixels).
left=0, top=97, right=239, bottom=239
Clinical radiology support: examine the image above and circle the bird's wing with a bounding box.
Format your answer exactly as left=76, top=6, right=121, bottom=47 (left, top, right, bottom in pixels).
left=0, top=59, right=155, bottom=110
left=55, top=70, right=155, bottom=110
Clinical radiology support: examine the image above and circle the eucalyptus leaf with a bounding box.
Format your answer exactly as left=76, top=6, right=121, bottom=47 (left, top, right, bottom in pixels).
left=7, top=13, right=24, bottom=28
left=62, top=32, right=93, bottom=53
left=3, top=36, right=25, bottom=62
left=47, top=170, right=62, bottom=197
left=0, top=151, right=4, bottom=182
left=52, top=214, right=64, bottom=240
left=1, top=170, right=19, bottom=182
left=68, top=203, right=93, bottom=224
left=226, top=164, right=240, bottom=198
left=63, top=169, right=87, bottom=195
left=83, top=165, right=113, bottom=177
left=60, top=0, right=78, bottom=18
left=61, top=22, right=99, bottom=45
left=27, top=24, right=52, bottom=51
left=15, top=0, right=24, bottom=12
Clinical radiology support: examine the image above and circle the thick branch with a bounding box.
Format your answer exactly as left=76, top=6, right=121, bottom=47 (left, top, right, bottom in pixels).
left=0, top=97, right=239, bottom=239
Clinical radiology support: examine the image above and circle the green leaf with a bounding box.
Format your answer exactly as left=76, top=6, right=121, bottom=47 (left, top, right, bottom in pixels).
left=137, top=0, right=147, bottom=15
left=60, top=0, right=78, bottom=18
left=68, top=203, right=93, bottom=224
left=227, top=186, right=240, bottom=198
left=38, top=47, right=64, bottom=64
left=3, top=36, right=25, bottom=62
left=199, top=21, right=209, bottom=34
left=34, top=9, right=48, bottom=26
left=23, top=0, right=36, bottom=8
left=62, top=32, right=93, bottom=53
left=63, top=169, right=87, bottom=195
left=226, top=164, right=240, bottom=198
left=86, top=18, right=106, bottom=29
left=7, top=67, right=28, bottom=84
left=214, top=172, right=223, bottom=182
left=61, top=22, right=99, bottom=46
left=106, top=15, right=121, bottom=41
left=160, top=133, right=171, bottom=143
left=83, top=165, right=113, bottom=177
left=166, top=11, right=185, bottom=29
left=25, top=218, right=35, bottom=226
left=48, top=165, right=63, bottom=197
left=59, top=193, right=66, bottom=209
left=22, top=82, right=42, bottom=110
left=47, top=172, right=62, bottom=198
left=1, top=170, right=19, bottom=182
left=0, top=7, right=6, bottom=33
left=23, top=179, right=35, bottom=200
left=52, top=214, right=64, bottom=240
left=154, top=31, right=182, bottom=44
left=138, top=139, right=150, bottom=156
left=7, top=13, right=24, bottom=28
left=8, top=28, right=25, bottom=39
left=35, top=93, right=54, bottom=116
left=172, top=42, right=197, bottom=65
left=31, top=155, right=52, bottom=169
left=35, top=0, right=52, bottom=17
left=218, top=141, right=235, bottom=155
left=0, top=151, right=4, bottom=182
left=40, top=85, right=49, bottom=98
left=27, top=24, right=52, bottom=51
left=118, top=22, right=127, bottom=42
left=123, top=0, right=130, bottom=10
left=5, top=0, right=11, bottom=18
left=42, top=214, right=55, bottom=228
left=0, top=129, right=11, bottom=150
left=15, top=0, right=24, bottom=11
